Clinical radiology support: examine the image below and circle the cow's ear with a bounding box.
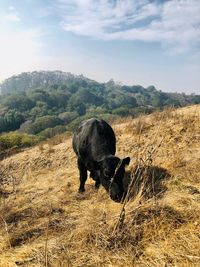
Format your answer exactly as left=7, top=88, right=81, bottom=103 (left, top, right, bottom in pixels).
left=122, top=157, right=130, bottom=166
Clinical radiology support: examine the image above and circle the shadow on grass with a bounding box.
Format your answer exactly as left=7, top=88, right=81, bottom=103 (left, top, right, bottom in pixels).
left=123, top=165, right=171, bottom=200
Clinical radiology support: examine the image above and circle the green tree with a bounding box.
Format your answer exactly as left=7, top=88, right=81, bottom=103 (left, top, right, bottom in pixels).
left=25, top=115, right=63, bottom=134
left=2, top=110, right=24, bottom=132
left=0, top=116, right=6, bottom=132
left=29, top=101, right=49, bottom=119
left=4, top=94, right=34, bottom=111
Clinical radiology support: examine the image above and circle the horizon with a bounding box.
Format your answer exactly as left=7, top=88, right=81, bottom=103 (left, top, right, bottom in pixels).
left=0, top=69, right=199, bottom=95
left=0, top=0, right=200, bottom=94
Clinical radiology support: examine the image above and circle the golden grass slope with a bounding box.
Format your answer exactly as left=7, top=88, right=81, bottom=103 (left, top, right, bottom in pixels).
left=0, top=105, right=200, bottom=267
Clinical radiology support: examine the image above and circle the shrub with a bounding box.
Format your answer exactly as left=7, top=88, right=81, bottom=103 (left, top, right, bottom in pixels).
left=0, top=132, right=40, bottom=150
left=25, top=115, right=63, bottom=135
left=38, top=125, right=67, bottom=139
left=58, top=111, right=78, bottom=124
left=112, top=106, right=131, bottom=116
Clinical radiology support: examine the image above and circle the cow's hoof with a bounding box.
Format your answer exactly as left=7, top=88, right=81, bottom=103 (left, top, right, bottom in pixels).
left=78, top=188, right=85, bottom=193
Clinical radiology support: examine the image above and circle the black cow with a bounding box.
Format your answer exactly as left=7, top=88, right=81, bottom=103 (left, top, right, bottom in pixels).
left=72, top=118, right=130, bottom=202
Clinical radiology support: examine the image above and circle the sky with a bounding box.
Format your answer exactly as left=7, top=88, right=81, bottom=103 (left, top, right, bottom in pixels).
left=0, top=0, right=200, bottom=93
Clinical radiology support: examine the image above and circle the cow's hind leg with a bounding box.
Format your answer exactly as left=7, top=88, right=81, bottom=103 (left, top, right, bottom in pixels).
left=78, top=158, right=87, bottom=192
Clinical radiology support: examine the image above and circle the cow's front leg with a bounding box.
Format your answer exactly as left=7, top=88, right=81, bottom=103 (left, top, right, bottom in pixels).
left=90, top=170, right=101, bottom=189
left=94, top=171, right=101, bottom=189
left=77, top=158, right=87, bottom=192
left=95, top=178, right=100, bottom=189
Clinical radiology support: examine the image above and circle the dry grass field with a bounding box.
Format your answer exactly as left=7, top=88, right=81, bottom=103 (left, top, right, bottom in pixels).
left=0, top=105, right=200, bottom=267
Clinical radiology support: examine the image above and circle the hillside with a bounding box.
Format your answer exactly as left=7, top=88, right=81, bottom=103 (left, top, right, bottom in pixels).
left=0, top=105, right=200, bottom=266
left=0, top=71, right=200, bottom=137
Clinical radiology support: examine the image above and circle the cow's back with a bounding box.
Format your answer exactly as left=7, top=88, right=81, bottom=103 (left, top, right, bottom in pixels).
left=72, top=118, right=116, bottom=162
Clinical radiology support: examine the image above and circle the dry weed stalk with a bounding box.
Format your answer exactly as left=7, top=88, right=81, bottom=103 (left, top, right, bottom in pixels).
left=114, top=146, right=154, bottom=234
left=152, top=106, right=175, bottom=122
left=0, top=214, right=11, bottom=249
left=44, top=204, right=53, bottom=267
left=114, top=121, right=165, bottom=235
left=134, top=116, right=145, bottom=135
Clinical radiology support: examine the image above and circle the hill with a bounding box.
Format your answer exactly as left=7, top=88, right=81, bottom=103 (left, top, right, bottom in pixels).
left=0, top=71, right=91, bottom=94
left=0, top=71, right=200, bottom=138
left=0, top=105, right=200, bottom=266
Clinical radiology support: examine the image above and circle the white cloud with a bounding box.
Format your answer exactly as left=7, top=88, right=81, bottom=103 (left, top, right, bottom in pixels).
left=57, top=0, right=200, bottom=54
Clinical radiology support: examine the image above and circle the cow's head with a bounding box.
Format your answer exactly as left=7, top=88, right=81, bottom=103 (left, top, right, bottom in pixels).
left=96, top=155, right=130, bottom=202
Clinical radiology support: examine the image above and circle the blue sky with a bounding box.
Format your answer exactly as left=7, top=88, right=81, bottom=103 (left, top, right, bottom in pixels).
left=0, top=0, right=200, bottom=93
